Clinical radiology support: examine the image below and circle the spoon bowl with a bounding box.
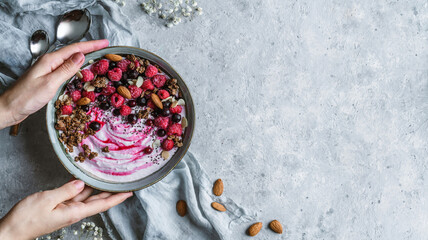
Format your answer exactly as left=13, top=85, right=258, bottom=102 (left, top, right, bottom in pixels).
left=56, top=9, right=91, bottom=45
left=30, top=30, right=49, bottom=60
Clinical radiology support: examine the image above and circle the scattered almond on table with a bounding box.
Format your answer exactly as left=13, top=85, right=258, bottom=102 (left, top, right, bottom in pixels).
left=213, top=178, right=224, bottom=196
left=211, top=202, right=226, bottom=212
left=247, top=222, right=262, bottom=237
left=176, top=200, right=187, bottom=217
left=269, top=220, right=283, bottom=234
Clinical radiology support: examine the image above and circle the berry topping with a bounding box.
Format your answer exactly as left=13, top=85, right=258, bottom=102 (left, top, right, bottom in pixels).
left=74, top=81, right=83, bottom=90
left=128, top=70, right=139, bottom=79
left=82, top=91, right=95, bottom=102
left=157, top=90, right=170, bottom=99
left=144, top=146, right=153, bottom=154
left=152, top=75, right=167, bottom=88
left=157, top=129, right=166, bottom=137
left=117, top=59, right=131, bottom=72
left=113, top=81, right=122, bottom=88
left=81, top=69, right=95, bottom=82
left=163, top=101, right=171, bottom=108
left=70, top=90, right=81, bottom=102
left=161, top=139, right=174, bottom=151
left=167, top=123, right=183, bottom=136
left=136, top=97, right=147, bottom=106
left=128, top=114, right=137, bottom=124
left=128, top=85, right=143, bottom=99
left=145, top=119, right=154, bottom=126
left=97, top=95, right=107, bottom=102
left=108, top=68, right=123, bottom=82
left=147, top=99, right=156, bottom=109
left=161, top=108, right=171, bottom=116
left=120, top=105, right=132, bottom=116
left=102, top=86, right=116, bottom=95
left=91, top=59, right=109, bottom=75
left=99, top=102, right=110, bottom=110
left=171, top=113, right=181, bottom=123
left=109, top=61, right=117, bottom=69
left=170, top=105, right=182, bottom=114
left=81, top=105, right=89, bottom=112
left=61, top=105, right=73, bottom=115
left=112, top=109, right=121, bottom=116
left=145, top=65, right=158, bottom=78
left=154, top=116, right=169, bottom=129
left=110, top=93, right=125, bottom=108
left=142, top=79, right=154, bottom=91
left=89, top=121, right=101, bottom=131
left=127, top=100, right=137, bottom=107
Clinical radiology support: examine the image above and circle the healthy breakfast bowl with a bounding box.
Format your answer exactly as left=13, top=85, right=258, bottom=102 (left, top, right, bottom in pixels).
left=46, top=46, right=195, bottom=192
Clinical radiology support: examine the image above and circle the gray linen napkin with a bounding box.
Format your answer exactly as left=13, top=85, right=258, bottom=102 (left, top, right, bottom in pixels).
left=0, top=1, right=254, bottom=239
left=101, top=152, right=254, bottom=240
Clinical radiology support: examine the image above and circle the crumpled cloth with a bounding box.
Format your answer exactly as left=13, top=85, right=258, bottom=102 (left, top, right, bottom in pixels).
left=101, top=152, right=254, bottom=240
left=0, top=1, right=254, bottom=239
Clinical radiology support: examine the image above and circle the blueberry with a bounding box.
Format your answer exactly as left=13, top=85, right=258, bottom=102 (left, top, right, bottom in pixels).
left=99, top=102, right=110, bottom=110
left=74, top=81, right=83, bottom=89
left=97, top=95, right=107, bottom=102
left=121, top=78, right=128, bottom=84
left=89, top=121, right=101, bottom=131
left=128, top=114, right=137, bottom=124
left=109, top=61, right=117, bottom=69
left=94, top=87, right=102, bottom=93
left=127, top=100, right=137, bottom=107
left=171, top=114, right=181, bottom=123
left=113, top=109, right=121, bottom=116
left=161, top=108, right=171, bottom=116
left=163, top=101, right=171, bottom=109
left=80, top=105, right=89, bottom=112
left=121, top=72, right=128, bottom=81
left=113, top=81, right=122, bottom=88
left=151, top=111, right=158, bottom=117
left=128, top=70, right=139, bottom=79
left=157, top=129, right=166, bottom=137
left=136, top=97, right=147, bottom=106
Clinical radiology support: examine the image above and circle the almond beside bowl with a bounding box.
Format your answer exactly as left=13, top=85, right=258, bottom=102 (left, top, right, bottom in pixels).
left=46, top=46, right=195, bottom=192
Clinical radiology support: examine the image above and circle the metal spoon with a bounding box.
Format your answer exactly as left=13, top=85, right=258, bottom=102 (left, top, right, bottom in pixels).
left=10, top=30, right=50, bottom=136
left=47, top=9, right=92, bottom=53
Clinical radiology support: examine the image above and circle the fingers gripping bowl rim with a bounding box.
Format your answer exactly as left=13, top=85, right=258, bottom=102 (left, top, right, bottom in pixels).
left=46, top=46, right=195, bottom=192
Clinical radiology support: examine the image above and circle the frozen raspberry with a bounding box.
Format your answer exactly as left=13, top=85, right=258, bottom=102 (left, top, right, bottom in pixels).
left=147, top=99, right=156, bottom=109
left=167, top=123, right=182, bottom=136
left=81, top=69, right=94, bottom=82
left=91, top=59, right=109, bottom=75
left=145, top=65, right=158, bottom=78
left=111, top=93, right=125, bottom=108
left=82, top=91, right=95, bottom=102
left=70, top=90, right=81, bottom=102
left=170, top=105, right=182, bottom=114
left=157, top=90, right=170, bottom=99
left=120, top=105, right=131, bottom=116
left=162, top=139, right=174, bottom=151
left=61, top=105, right=73, bottom=115
left=102, top=86, right=116, bottom=95
left=128, top=85, right=143, bottom=99
left=154, top=116, right=169, bottom=129
left=142, top=79, right=154, bottom=91
left=117, top=59, right=131, bottom=72
left=152, top=75, right=167, bottom=88
left=108, top=68, right=122, bottom=82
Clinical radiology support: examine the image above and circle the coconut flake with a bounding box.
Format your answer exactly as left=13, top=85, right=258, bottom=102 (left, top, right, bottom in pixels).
left=161, top=151, right=170, bottom=159
left=59, top=94, right=69, bottom=102
left=181, top=117, right=188, bottom=129
left=83, top=82, right=95, bottom=92
left=161, top=96, right=173, bottom=102
left=152, top=139, right=161, bottom=148
left=75, top=71, right=83, bottom=79
left=136, top=76, right=144, bottom=87
left=177, top=99, right=185, bottom=106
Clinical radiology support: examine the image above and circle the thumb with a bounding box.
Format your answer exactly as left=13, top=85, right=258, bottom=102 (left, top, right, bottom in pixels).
left=46, top=180, right=85, bottom=205
left=47, top=52, right=85, bottom=85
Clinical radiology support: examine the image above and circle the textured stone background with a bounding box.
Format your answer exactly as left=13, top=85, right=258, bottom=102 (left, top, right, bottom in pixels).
left=1, top=0, right=427, bottom=239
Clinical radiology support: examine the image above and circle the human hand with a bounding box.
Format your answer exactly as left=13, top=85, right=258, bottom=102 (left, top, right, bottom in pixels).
left=0, top=39, right=109, bottom=130
left=0, top=180, right=132, bottom=240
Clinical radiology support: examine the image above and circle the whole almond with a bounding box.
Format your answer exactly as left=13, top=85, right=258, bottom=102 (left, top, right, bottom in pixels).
left=117, top=86, right=132, bottom=99
left=176, top=200, right=187, bottom=217
left=105, top=54, right=122, bottom=62
left=269, top=220, right=283, bottom=234
left=151, top=93, right=163, bottom=109
left=76, top=97, right=90, bottom=106
left=211, top=202, right=226, bottom=212
left=247, top=222, right=262, bottom=236
left=213, top=179, right=224, bottom=196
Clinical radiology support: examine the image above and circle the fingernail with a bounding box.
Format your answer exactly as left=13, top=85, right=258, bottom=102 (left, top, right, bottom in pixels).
left=71, top=52, right=84, bottom=64
left=125, top=192, right=133, bottom=197
left=73, top=180, right=85, bottom=190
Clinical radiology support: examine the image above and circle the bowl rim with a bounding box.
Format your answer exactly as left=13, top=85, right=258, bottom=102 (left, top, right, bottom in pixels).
left=46, top=46, right=195, bottom=192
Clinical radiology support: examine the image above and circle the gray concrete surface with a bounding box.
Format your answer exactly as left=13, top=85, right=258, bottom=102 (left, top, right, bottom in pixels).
left=1, top=0, right=427, bottom=239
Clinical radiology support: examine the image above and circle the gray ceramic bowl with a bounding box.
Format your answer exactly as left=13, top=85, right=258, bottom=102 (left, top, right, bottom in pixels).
left=46, top=46, right=195, bottom=192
